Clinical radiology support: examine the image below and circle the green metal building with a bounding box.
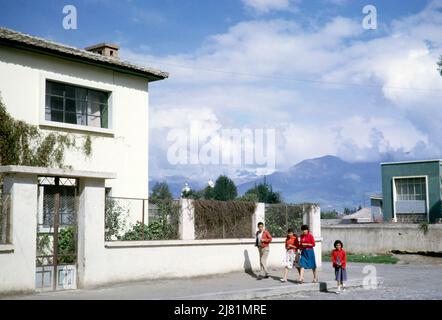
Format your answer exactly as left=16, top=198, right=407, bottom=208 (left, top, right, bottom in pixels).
left=381, top=160, right=442, bottom=223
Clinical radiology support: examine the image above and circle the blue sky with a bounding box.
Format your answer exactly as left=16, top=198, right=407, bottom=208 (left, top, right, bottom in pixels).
left=1, top=0, right=442, bottom=181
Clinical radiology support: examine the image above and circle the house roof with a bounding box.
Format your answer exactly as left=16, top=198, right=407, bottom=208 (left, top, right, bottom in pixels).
left=381, top=159, right=442, bottom=166
left=0, top=27, right=169, bottom=82
left=342, top=207, right=372, bottom=220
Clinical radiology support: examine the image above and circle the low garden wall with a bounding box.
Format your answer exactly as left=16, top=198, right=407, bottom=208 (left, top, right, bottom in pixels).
left=322, top=224, right=442, bottom=254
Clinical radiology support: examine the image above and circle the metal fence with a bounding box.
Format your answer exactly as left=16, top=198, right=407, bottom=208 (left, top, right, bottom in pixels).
left=265, top=203, right=305, bottom=237
left=193, top=200, right=256, bottom=240
left=104, top=197, right=180, bottom=241
left=0, top=193, right=11, bottom=244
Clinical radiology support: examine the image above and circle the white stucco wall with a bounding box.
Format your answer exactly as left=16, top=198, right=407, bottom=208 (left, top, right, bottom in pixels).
left=0, top=174, right=38, bottom=294
left=0, top=45, right=150, bottom=199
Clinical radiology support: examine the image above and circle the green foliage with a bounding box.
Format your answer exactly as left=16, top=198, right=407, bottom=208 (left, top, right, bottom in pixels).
left=121, top=218, right=177, bottom=241
left=213, top=175, right=237, bottom=201
left=322, top=252, right=399, bottom=264
left=57, top=226, right=76, bottom=264
left=265, top=204, right=304, bottom=237
left=238, top=192, right=259, bottom=202
left=36, top=233, right=51, bottom=267
left=321, top=210, right=339, bottom=219
left=36, top=227, right=77, bottom=266
left=244, top=182, right=281, bottom=204
left=150, top=182, right=173, bottom=202
left=0, top=96, right=92, bottom=169
left=419, top=221, right=429, bottom=235
left=105, top=197, right=128, bottom=241
left=343, top=207, right=358, bottom=215
left=193, top=200, right=256, bottom=239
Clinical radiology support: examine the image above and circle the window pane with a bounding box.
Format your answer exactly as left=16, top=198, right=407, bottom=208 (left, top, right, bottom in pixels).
left=65, top=99, right=76, bottom=113
left=89, top=90, right=108, bottom=104
left=50, top=110, right=64, bottom=123
left=101, top=105, right=108, bottom=129
left=65, top=112, right=77, bottom=125
left=88, top=115, right=101, bottom=128
left=47, top=82, right=64, bottom=96
left=88, top=102, right=101, bottom=116
left=49, top=96, right=64, bottom=111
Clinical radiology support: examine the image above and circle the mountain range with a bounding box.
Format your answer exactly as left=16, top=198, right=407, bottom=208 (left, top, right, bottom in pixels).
left=149, top=155, right=382, bottom=211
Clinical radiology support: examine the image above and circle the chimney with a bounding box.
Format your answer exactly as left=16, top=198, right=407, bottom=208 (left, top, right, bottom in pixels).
left=85, top=43, right=120, bottom=59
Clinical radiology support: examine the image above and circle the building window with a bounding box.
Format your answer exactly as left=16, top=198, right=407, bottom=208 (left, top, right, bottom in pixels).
left=45, top=80, right=109, bottom=129
left=395, top=177, right=426, bottom=201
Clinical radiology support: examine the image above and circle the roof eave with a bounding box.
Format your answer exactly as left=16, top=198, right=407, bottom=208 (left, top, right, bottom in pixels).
left=0, top=38, right=169, bottom=82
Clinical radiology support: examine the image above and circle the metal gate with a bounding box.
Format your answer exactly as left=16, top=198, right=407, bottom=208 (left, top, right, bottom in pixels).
left=36, top=176, right=78, bottom=291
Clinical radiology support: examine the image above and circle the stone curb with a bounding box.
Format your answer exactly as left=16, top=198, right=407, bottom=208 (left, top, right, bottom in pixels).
left=173, top=278, right=379, bottom=300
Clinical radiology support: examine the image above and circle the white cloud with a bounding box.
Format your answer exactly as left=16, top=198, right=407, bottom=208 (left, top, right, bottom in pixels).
left=241, top=0, right=301, bottom=14
left=122, top=0, right=442, bottom=178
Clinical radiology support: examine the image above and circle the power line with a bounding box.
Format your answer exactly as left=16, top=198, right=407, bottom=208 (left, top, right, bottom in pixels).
left=125, top=56, right=442, bottom=93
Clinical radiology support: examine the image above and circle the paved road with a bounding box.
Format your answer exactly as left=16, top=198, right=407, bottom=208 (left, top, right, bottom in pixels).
left=3, top=255, right=442, bottom=300
left=263, top=255, right=442, bottom=300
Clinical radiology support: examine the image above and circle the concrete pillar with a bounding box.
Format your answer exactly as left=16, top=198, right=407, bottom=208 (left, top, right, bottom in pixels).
left=306, top=204, right=322, bottom=269
left=179, top=198, right=195, bottom=240
left=0, top=173, right=38, bottom=293
left=77, top=177, right=106, bottom=288
left=252, top=202, right=265, bottom=236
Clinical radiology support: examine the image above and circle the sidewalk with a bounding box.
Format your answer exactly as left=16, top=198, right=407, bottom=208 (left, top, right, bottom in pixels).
left=4, top=264, right=369, bottom=300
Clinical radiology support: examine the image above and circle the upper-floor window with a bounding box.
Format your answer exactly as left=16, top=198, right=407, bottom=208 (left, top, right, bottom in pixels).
left=395, top=177, right=426, bottom=201
left=45, top=80, right=109, bottom=129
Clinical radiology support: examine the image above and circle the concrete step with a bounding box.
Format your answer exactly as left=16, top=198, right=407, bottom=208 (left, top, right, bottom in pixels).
left=173, top=277, right=376, bottom=300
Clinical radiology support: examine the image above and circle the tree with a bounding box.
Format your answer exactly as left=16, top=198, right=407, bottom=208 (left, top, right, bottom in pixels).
left=150, top=181, right=173, bottom=201
left=244, top=182, right=281, bottom=204
left=213, top=175, right=237, bottom=201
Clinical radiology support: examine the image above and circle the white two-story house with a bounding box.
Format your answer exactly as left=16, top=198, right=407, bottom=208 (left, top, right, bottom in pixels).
left=0, top=27, right=168, bottom=199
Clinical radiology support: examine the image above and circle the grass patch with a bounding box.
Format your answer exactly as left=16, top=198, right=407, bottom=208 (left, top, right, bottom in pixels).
left=322, top=252, right=399, bottom=264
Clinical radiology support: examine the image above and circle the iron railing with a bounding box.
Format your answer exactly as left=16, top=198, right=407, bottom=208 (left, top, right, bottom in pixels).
left=105, top=197, right=180, bottom=241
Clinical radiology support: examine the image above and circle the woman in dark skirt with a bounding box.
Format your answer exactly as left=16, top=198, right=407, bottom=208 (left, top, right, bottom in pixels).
left=331, top=240, right=347, bottom=293
left=298, top=225, right=317, bottom=283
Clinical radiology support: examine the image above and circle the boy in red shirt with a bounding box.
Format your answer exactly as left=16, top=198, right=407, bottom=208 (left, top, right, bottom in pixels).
left=331, top=240, right=347, bottom=293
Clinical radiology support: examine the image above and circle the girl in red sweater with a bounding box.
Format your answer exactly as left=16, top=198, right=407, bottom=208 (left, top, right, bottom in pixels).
left=331, top=240, right=347, bottom=293
left=298, top=225, right=317, bottom=283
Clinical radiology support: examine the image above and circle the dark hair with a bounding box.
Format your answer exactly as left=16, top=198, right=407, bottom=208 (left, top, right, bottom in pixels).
left=257, top=222, right=264, bottom=227
left=334, top=240, right=343, bottom=248
left=301, top=224, right=309, bottom=231
left=287, top=228, right=294, bottom=233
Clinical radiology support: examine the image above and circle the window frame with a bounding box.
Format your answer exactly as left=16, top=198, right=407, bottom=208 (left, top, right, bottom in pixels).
left=392, top=175, right=429, bottom=222
left=39, top=75, right=114, bottom=136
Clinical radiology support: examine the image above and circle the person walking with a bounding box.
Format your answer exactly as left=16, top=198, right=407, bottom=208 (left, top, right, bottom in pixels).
left=298, top=224, right=318, bottom=283
left=255, top=222, right=272, bottom=279
left=280, top=228, right=300, bottom=282
left=331, top=240, right=347, bottom=293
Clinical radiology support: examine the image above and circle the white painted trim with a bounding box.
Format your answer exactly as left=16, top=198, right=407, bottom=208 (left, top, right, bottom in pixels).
left=39, top=120, right=115, bottom=136
left=381, top=160, right=441, bottom=165
left=0, top=244, right=14, bottom=253
left=105, top=237, right=322, bottom=248
left=392, top=175, right=429, bottom=222
left=38, top=73, right=115, bottom=135
left=0, top=165, right=116, bottom=179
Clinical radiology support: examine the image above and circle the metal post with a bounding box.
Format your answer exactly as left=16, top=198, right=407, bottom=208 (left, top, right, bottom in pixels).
left=52, top=191, right=60, bottom=291
left=141, top=199, right=145, bottom=240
